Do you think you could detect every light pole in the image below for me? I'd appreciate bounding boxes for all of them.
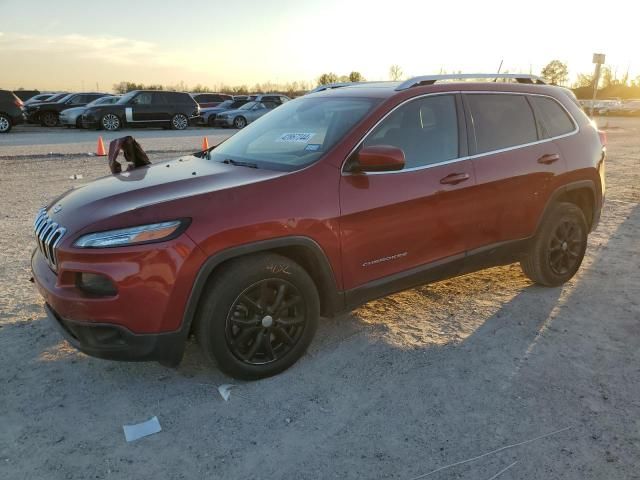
[591,53,606,117]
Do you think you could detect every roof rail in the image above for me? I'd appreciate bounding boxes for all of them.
[307,82,363,94]
[395,73,546,91]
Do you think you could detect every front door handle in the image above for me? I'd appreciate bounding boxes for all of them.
[538,153,560,165]
[440,172,470,185]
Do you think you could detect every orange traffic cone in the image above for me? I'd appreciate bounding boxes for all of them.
[96,136,106,156]
[201,137,209,150]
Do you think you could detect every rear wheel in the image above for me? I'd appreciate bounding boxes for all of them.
[233,116,247,129]
[520,202,588,286]
[101,114,121,131]
[40,111,58,127]
[171,113,189,130]
[0,114,12,133]
[195,253,319,379]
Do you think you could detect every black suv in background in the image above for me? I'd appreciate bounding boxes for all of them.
[25,92,109,127]
[0,90,26,133]
[191,93,232,108]
[82,90,199,131]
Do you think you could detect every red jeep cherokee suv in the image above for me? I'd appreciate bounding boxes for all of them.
[32,74,606,379]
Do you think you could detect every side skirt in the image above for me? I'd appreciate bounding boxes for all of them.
[343,238,531,311]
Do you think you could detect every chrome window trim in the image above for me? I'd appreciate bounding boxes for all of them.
[341,90,580,176]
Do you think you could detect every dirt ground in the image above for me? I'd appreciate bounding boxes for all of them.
[1,118,638,479]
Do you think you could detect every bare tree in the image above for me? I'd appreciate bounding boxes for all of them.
[317,73,339,86]
[541,60,569,85]
[389,64,403,81]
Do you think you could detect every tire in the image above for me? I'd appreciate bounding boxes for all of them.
[75,117,83,129]
[171,113,189,130]
[40,111,58,127]
[233,116,247,129]
[195,253,320,380]
[520,202,588,286]
[207,115,217,127]
[101,113,121,131]
[0,114,12,133]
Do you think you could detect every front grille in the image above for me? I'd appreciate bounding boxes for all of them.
[34,208,66,271]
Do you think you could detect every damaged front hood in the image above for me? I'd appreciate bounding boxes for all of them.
[46,155,285,233]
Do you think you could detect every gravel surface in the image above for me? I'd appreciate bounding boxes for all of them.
[0,118,638,479]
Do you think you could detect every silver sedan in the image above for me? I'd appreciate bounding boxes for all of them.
[59,96,120,128]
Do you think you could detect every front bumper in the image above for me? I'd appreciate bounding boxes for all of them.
[58,115,79,127]
[44,303,186,364]
[31,233,207,364]
[214,117,234,127]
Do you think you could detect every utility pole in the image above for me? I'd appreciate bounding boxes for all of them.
[591,53,605,117]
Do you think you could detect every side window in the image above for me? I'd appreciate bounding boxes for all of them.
[132,92,153,105]
[466,94,537,153]
[152,92,168,104]
[529,96,576,138]
[363,94,459,168]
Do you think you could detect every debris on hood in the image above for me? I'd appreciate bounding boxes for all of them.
[123,416,162,442]
[108,136,151,174]
[69,174,83,180]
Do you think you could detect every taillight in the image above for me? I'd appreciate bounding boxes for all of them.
[597,130,607,147]
[14,98,24,108]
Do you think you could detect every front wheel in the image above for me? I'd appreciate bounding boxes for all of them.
[171,113,189,130]
[195,253,319,379]
[0,114,12,133]
[101,113,121,131]
[40,111,58,127]
[520,202,588,286]
[233,116,247,129]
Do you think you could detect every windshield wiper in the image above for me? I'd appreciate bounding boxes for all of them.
[222,159,258,168]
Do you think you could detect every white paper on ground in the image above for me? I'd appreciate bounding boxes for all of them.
[123,416,162,442]
[218,384,236,401]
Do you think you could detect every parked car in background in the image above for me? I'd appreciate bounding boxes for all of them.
[59,95,120,128]
[214,94,290,128]
[618,99,640,116]
[23,93,58,106]
[191,93,233,108]
[31,74,606,379]
[195,98,251,126]
[27,92,69,107]
[0,89,26,133]
[12,90,40,102]
[82,90,199,131]
[25,92,109,127]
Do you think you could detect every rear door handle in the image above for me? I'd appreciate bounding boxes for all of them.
[538,153,560,165]
[439,172,470,185]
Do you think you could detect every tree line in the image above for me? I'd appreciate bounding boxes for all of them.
[110,61,640,99]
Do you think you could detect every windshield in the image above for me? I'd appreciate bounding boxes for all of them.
[209,96,379,171]
[87,96,116,107]
[55,93,74,103]
[216,100,233,108]
[238,101,258,110]
[116,91,139,105]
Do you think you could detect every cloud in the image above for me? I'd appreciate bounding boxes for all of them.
[0,32,196,69]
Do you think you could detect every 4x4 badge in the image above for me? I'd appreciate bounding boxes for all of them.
[52,204,62,214]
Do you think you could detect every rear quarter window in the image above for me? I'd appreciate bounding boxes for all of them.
[466,93,538,154]
[529,95,576,138]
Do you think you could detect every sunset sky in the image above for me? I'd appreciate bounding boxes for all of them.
[1,0,638,92]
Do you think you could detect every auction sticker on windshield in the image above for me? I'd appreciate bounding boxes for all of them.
[277,133,315,143]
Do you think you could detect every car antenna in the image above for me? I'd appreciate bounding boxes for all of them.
[494,59,504,82]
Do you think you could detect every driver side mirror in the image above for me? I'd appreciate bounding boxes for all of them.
[349,145,405,173]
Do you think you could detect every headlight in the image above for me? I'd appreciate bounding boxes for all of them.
[74,220,187,248]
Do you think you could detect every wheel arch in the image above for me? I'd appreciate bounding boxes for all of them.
[184,236,343,336]
[537,180,598,233]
